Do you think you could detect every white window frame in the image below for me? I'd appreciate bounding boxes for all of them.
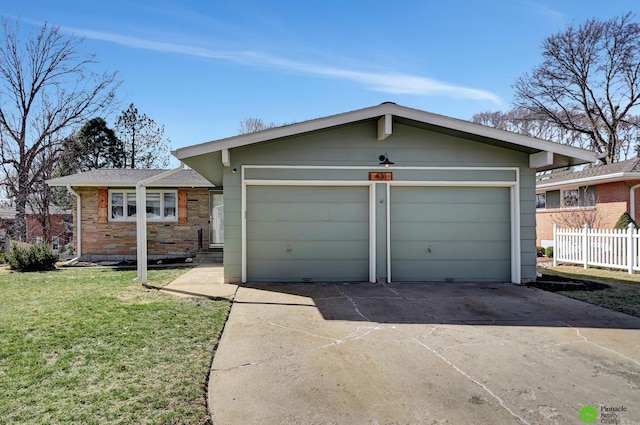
[108,189,178,222]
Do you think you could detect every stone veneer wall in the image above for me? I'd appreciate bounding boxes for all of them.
[73,187,211,262]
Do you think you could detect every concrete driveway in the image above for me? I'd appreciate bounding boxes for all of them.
[209,282,640,424]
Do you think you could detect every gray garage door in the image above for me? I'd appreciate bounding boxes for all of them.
[247,186,369,282]
[390,186,511,282]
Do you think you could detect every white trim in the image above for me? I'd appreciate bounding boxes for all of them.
[377,114,392,140]
[241,170,375,283]
[537,172,640,190]
[221,149,230,167]
[241,164,522,284]
[241,166,247,283]
[174,103,596,167]
[369,184,376,283]
[631,183,640,220]
[108,189,178,222]
[386,182,391,284]
[243,164,520,171]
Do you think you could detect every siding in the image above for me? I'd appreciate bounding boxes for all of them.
[222,121,536,283]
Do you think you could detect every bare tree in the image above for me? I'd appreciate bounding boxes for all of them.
[513,13,640,164]
[237,117,278,134]
[0,20,119,240]
[114,103,170,169]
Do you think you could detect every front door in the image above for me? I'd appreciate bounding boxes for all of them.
[209,191,224,247]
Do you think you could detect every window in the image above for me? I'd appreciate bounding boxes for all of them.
[109,190,178,222]
[536,186,596,209]
[536,193,546,209]
[563,189,579,207]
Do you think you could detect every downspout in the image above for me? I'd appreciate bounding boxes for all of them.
[630,182,640,222]
[133,162,185,286]
[64,184,82,265]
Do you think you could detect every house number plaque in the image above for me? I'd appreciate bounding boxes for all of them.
[368,172,393,181]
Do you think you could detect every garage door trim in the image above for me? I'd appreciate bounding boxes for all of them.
[241,165,521,284]
[242,176,376,283]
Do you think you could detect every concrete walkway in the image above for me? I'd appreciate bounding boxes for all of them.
[160,264,237,300]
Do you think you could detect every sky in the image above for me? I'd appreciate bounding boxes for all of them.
[3,1,639,165]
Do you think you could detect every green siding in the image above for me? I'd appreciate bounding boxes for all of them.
[220,120,537,283]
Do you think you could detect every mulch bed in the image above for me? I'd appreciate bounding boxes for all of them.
[527,274,611,292]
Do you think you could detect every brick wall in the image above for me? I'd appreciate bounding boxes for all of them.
[536,180,640,245]
[73,187,211,262]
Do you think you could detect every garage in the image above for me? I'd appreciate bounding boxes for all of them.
[246,185,370,282]
[390,186,511,282]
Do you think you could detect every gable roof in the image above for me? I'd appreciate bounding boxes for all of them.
[46,169,212,188]
[174,102,596,183]
[536,157,640,190]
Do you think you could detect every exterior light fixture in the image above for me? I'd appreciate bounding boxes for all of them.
[379,153,394,168]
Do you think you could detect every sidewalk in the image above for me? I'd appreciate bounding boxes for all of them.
[160,264,237,300]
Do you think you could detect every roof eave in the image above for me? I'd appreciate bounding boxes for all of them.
[173,103,596,166]
[536,172,640,190]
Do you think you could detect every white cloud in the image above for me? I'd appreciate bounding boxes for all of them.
[67,26,503,105]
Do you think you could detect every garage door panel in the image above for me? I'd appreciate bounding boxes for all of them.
[247,186,369,282]
[248,240,369,260]
[249,259,369,282]
[392,186,508,204]
[392,222,508,241]
[248,186,368,203]
[249,202,368,222]
[393,260,511,282]
[391,186,510,282]
[392,241,511,260]
[391,203,509,222]
[249,222,368,241]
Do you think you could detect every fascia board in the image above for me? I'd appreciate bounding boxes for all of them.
[536,172,640,190]
[174,102,596,164]
[46,180,212,188]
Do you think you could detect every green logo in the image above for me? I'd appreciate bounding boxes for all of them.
[579,405,597,423]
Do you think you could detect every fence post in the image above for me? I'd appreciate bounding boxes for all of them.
[582,223,589,270]
[553,223,558,267]
[629,223,635,275]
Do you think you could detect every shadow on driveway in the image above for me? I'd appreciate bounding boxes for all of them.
[239,281,640,329]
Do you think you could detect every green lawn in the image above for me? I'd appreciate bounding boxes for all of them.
[0,266,229,425]
[538,265,640,318]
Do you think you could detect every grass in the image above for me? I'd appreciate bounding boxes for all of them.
[0,266,229,425]
[538,265,640,318]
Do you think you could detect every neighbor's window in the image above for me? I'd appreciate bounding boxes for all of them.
[536,193,546,209]
[563,189,579,207]
[537,186,596,209]
[109,190,177,222]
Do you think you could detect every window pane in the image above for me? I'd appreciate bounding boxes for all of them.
[536,193,546,209]
[579,186,596,207]
[127,193,137,218]
[547,190,561,208]
[563,189,579,207]
[111,192,124,219]
[146,192,161,219]
[163,193,176,219]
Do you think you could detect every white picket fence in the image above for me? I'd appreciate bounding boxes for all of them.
[553,223,640,274]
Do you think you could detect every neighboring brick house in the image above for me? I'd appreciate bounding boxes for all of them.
[0,203,72,251]
[46,169,218,262]
[536,157,640,247]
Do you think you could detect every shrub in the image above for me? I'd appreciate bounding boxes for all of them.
[545,246,554,258]
[536,246,546,257]
[614,212,638,230]
[4,243,59,272]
